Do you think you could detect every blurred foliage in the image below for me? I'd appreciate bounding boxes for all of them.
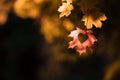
[104,60,120,80]
[0,0,120,80]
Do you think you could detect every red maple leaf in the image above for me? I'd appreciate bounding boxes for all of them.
[68,27,97,55]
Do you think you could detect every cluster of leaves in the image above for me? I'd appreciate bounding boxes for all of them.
[0,0,107,56]
[58,0,107,55]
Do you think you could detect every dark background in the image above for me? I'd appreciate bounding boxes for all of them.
[0,0,120,80]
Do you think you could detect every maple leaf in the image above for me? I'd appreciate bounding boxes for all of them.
[58,0,73,18]
[68,27,97,55]
[82,8,107,29]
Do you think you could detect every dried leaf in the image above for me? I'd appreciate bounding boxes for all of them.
[82,8,107,29]
[68,27,97,55]
[58,0,73,18]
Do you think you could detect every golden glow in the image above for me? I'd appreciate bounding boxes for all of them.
[40,16,62,43]
[104,61,120,80]
[0,13,7,25]
[63,19,74,31]
[14,0,41,18]
[0,0,12,25]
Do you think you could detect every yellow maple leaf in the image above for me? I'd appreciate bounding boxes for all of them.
[58,0,73,18]
[82,8,107,29]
